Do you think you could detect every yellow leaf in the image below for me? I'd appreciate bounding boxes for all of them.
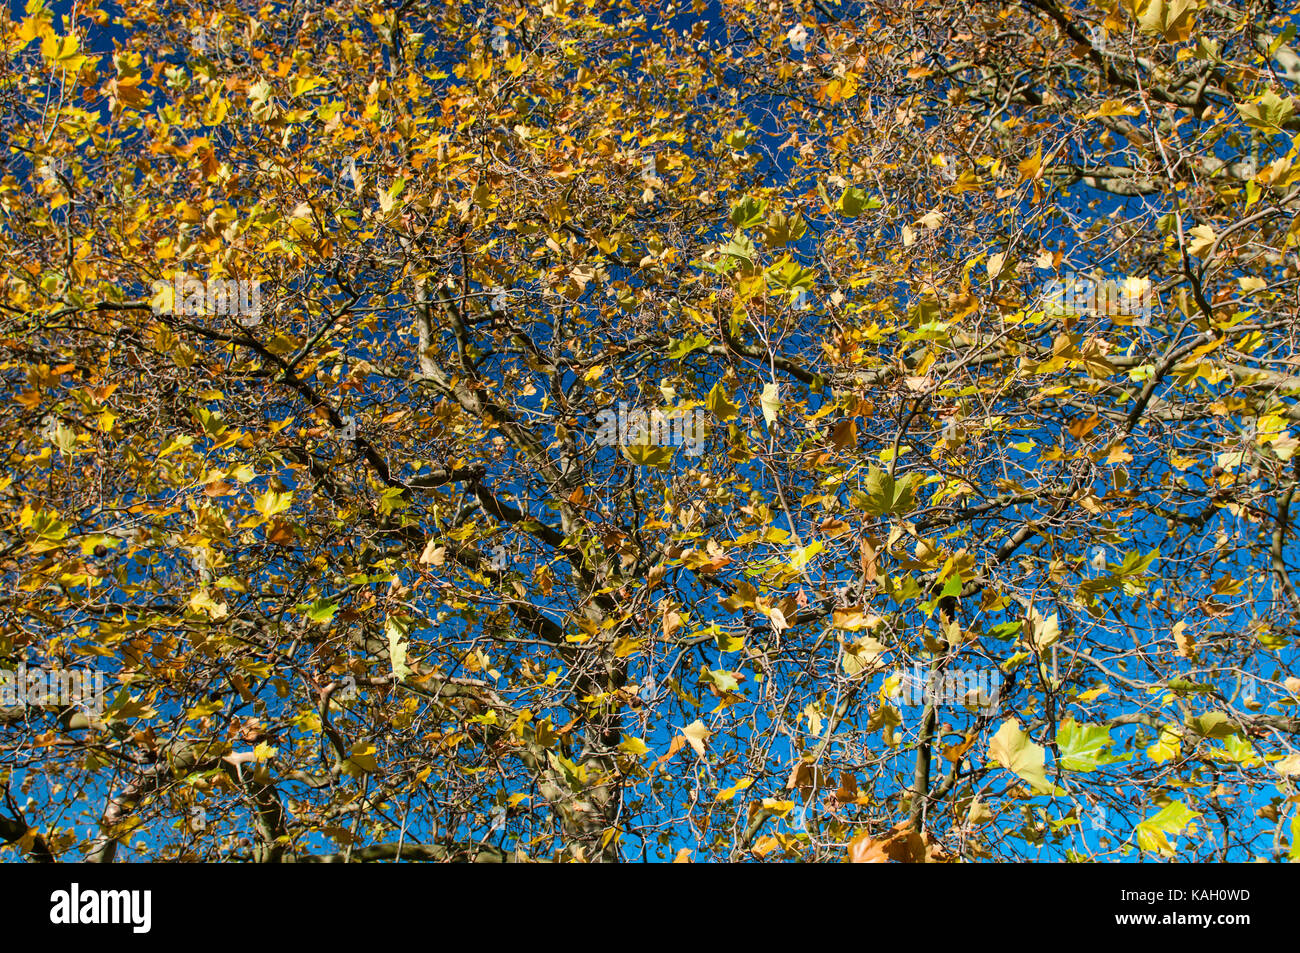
[345,743,380,774]
[1147,726,1181,762]
[967,799,993,825]
[611,636,644,658]
[989,719,1054,793]
[254,489,294,519]
[202,97,230,126]
[833,608,882,632]
[1186,224,1217,257]
[706,380,740,421]
[841,636,886,676]
[1274,753,1300,777]
[290,74,328,97]
[716,777,753,802]
[620,441,674,468]
[1138,0,1198,43]
[40,31,80,62]
[760,382,780,425]
[385,616,413,681]
[1017,146,1042,183]
[618,735,650,757]
[189,588,228,620]
[16,17,44,48]
[681,720,711,757]
[1135,801,1200,856]
[1023,606,1060,651]
[253,741,278,762]
[788,541,823,571]
[1083,100,1142,120]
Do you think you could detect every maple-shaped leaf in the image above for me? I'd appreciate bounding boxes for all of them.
[1236,89,1296,133]
[1057,718,1131,771]
[706,380,740,420]
[1135,801,1200,856]
[1137,0,1198,43]
[989,719,1058,793]
[859,466,918,516]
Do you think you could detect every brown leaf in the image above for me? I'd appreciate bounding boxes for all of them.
[847,822,926,863]
[265,519,296,546]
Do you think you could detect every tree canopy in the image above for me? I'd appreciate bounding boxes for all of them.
[3,0,1300,862]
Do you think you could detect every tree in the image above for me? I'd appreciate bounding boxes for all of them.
[2,0,1300,863]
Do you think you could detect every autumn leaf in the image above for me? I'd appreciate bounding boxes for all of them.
[1236,89,1297,133]
[254,489,294,520]
[1135,801,1200,856]
[1022,605,1060,652]
[1137,0,1198,43]
[836,186,879,217]
[681,720,711,757]
[1186,224,1217,257]
[759,382,781,426]
[706,380,740,420]
[989,719,1057,793]
[858,466,918,517]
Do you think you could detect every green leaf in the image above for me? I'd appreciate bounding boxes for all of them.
[304,598,339,624]
[720,232,757,267]
[701,666,739,692]
[377,487,410,515]
[1188,711,1238,740]
[1057,718,1130,771]
[988,620,1022,641]
[859,466,918,516]
[1220,734,1260,766]
[1116,547,1159,577]
[764,255,817,291]
[729,195,766,228]
[547,750,589,790]
[724,128,750,150]
[668,333,711,359]
[837,186,880,218]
